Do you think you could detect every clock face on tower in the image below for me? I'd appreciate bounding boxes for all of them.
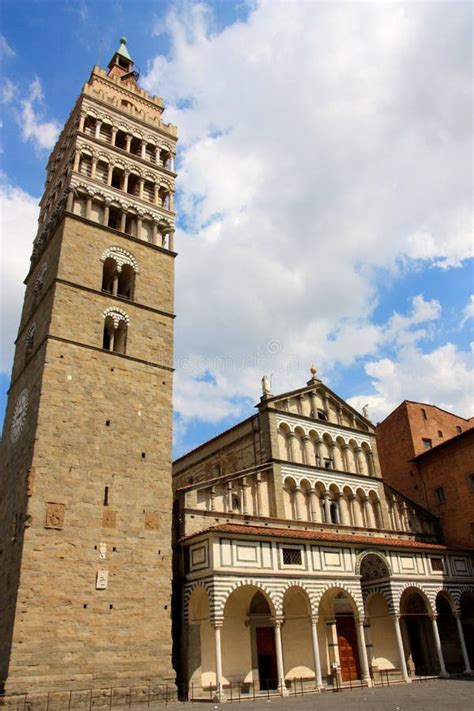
[11,389,29,443]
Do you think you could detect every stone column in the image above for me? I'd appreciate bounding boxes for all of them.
[122,170,129,193]
[112,273,119,297]
[120,211,127,233]
[73,149,81,172]
[365,498,376,529]
[309,391,318,418]
[286,432,296,462]
[169,229,175,251]
[356,616,372,685]
[170,154,175,171]
[209,487,216,512]
[136,217,142,240]
[139,178,144,200]
[337,406,343,425]
[141,140,147,159]
[315,441,323,468]
[430,614,449,677]
[355,447,364,474]
[294,486,303,521]
[108,328,115,352]
[227,482,233,512]
[213,622,226,702]
[95,119,102,139]
[154,185,159,207]
[91,157,98,180]
[454,614,473,674]
[309,488,320,522]
[323,493,331,524]
[367,450,376,477]
[255,474,262,516]
[329,443,338,470]
[107,163,114,186]
[310,616,323,689]
[392,615,410,682]
[374,500,383,529]
[342,444,350,472]
[364,621,375,671]
[352,496,363,527]
[274,619,288,695]
[111,126,118,146]
[66,190,74,212]
[360,497,369,527]
[392,500,401,530]
[327,619,341,677]
[125,133,132,152]
[103,201,110,227]
[242,478,249,515]
[351,414,357,428]
[85,197,92,220]
[346,494,356,526]
[155,146,160,164]
[339,495,348,525]
[302,436,312,465]
[150,222,157,245]
[78,113,86,132]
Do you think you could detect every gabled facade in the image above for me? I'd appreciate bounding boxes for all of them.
[173,371,474,701]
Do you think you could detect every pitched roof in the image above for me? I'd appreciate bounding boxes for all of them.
[412,426,474,461]
[181,523,467,552]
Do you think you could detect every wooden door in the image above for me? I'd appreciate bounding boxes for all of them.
[336,616,361,681]
[256,627,278,690]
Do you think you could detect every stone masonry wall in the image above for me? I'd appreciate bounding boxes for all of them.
[1,214,176,694]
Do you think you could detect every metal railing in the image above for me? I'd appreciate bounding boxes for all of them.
[0,667,442,709]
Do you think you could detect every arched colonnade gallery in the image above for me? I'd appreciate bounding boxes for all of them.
[184,567,474,700]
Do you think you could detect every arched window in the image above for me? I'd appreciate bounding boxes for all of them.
[102,308,129,354]
[101,247,138,300]
[330,500,339,524]
[317,408,327,421]
[25,323,36,359]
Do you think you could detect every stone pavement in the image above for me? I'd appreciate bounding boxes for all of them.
[116,679,474,711]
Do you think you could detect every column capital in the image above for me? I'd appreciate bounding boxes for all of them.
[273,616,285,627]
[310,614,319,624]
[212,620,224,630]
[390,613,401,622]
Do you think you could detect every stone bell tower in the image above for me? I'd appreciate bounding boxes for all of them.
[0,38,178,696]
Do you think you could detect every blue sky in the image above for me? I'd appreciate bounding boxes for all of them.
[0,0,472,457]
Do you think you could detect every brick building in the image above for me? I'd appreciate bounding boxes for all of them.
[410,429,474,548]
[376,401,471,509]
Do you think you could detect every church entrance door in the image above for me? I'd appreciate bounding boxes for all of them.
[336,615,361,681]
[256,627,278,690]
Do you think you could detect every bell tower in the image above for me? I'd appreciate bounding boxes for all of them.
[0,39,178,695]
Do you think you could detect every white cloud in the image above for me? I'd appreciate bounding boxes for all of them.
[141,1,472,442]
[0,178,39,374]
[0,35,15,58]
[18,77,61,152]
[349,341,473,424]
[1,79,17,104]
[461,295,474,327]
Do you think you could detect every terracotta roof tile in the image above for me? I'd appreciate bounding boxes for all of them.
[182,523,468,552]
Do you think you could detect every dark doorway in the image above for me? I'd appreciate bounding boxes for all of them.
[256,627,278,690]
[336,615,361,681]
[403,592,437,675]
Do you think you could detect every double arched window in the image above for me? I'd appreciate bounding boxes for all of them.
[102,308,129,354]
[101,247,138,300]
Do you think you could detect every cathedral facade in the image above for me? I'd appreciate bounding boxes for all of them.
[173,371,474,700]
[0,40,177,695]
